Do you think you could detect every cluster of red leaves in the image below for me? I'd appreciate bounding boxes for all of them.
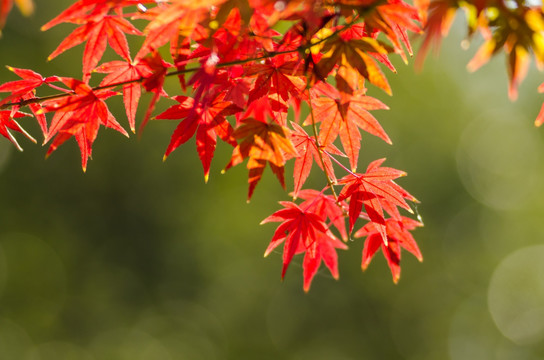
[3,0,539,290]
[417,0,544,124]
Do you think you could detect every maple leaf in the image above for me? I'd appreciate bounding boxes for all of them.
[236,94,287,125]
[44,10,142,80]
[95,59,154,133]
[0,67,62,137]
[244,57,305,107]
[290,122,344,199]
[261,201,347,291]
[466,7,544,101]
[339,24,397,73]
[337,158,414,243]
[354,216,422,283]
[305,88,390,171]
[297,188,348,241]
[224,117,297,200]
[0,110,35,151]
[156,92,241,182]
[41,77,128,171]
[0,67,47,106]
[41,0,151,30]
[314,34,393,94]
[362,0,422,62]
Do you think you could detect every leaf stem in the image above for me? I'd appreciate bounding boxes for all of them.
[324,149,358,177]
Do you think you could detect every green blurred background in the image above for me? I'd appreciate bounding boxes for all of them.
[1,1,544,359]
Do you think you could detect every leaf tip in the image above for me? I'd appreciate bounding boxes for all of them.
[204,173,209,183]
[162,154,168,162]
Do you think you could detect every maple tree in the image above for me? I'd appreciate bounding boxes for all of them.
[0,0,543,291]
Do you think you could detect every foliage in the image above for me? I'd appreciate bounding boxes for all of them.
[0,0,542,291]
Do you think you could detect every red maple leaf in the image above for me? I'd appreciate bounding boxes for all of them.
[261,200,347,291]
[297,188,348,241]
[224,117,297,200]
[305,88,390,171]
[0,67,62,137]
[42,77,128,171]
[0,67,45,105]
[41,0,151,31]
[313,34,394,94]
[339,24,397,73]
[244,57,305,106]
[363,0,422,62]
[237,95,288,126]
[44,9,142,80]
[354,216,423,283]
[337,158,414,243]
[95,59,154,133]
[156,92,241,182]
